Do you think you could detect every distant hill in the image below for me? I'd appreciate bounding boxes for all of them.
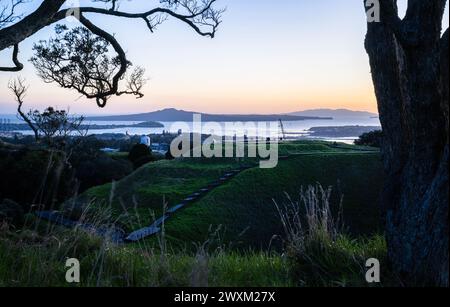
[307,126,382,138]
[0,121,163,132]
[289,109,378,118]
[88,108,332,122]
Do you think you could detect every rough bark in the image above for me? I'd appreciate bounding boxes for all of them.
[365,0,449,286]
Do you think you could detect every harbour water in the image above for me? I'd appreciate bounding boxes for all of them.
[0,114,381,144]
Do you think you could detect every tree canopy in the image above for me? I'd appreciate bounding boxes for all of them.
[0,0,224,107]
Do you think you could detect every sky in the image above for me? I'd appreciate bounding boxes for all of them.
[0,0,448,115]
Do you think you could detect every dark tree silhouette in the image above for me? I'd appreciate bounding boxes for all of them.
[28,107,86,144]
[30,25,146,107]
[8,77,39,140]
[355,130,383,148]
[364,0,448,286]
[9,78,86,144]
[0,0,224,107]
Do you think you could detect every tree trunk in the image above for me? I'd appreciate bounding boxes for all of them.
[365,1,448,286]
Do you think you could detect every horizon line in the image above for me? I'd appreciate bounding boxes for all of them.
[0,107,379,117]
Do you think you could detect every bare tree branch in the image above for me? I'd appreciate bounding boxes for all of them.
[117,66,147,98]
[8,77,39,140]
[0,0,224,108]
[0,43,23,71]
[0,0,224,55]
[53,0,224,38]
[0,0,28,29]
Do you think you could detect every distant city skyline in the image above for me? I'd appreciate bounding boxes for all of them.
[0,0,448,115]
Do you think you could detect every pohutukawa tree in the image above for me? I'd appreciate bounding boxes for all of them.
[0,0,224,107]
[364,0,448,286]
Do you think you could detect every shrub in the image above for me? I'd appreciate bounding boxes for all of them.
[75,156,133,193]
[67,136,106,164]
[165,150,175,160]
[0,146,76,210]
[0,199,24,227]
[355,130,383,148]
[128,144,156,169]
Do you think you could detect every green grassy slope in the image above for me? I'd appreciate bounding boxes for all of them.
[163,153,383,249]
[73,141,382,248]
[81,158,254,230]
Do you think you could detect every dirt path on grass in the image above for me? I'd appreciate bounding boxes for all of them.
[35,149,379,243]
[124,166,253,242]
[35,165,255,243]
[124,151,380,241]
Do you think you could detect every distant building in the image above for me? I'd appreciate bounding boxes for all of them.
[140,135,151,147]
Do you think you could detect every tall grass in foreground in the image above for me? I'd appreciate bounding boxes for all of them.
[0,227,291,287]
[0,202,291,287]
[0,180,394,287]
[275,184,395,287]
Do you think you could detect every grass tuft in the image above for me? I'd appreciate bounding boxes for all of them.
[275,184,395,287]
